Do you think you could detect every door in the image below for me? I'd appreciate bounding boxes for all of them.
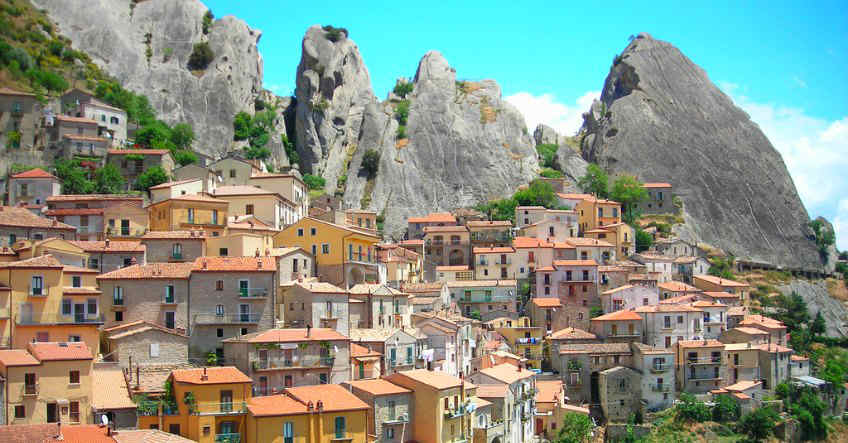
[535,418,543,435]
[258,376,268,396]
[74,303,85,323]
[239,304,250,322]
[165,311,175,329]
[239,280,249,297]
[47,403,57,423]
[258,349,268,369]
[121,219,130,236]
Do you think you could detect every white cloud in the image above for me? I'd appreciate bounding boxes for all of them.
[505,91,600,137]
[721,85,848,250]
[792,76,808,89]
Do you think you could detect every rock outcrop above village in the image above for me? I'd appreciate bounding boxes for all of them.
[338,51,538,238]
[579,33,821,270]
[33,0,263,158]
[533,124,588,187]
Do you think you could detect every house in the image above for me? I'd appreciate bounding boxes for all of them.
[349,343,382,380]
[555,193,594,210]
[585,223,635,260]
[712,380,763,415]
[701,291,742,307]
[0,342,93,425]
[8,168,61,209]
[245,384,369,443]
[473,246,517,280]
[49,115,109,160]
[0,206,77,246]
[693,275,750,302]
[248,171,309,221]
[206,232,274,258]
[494,321,544,370]
[737,315,788,346]
[722,343,762,386]
[599,284,659,313]
[97,262,194,331]
[90,361,138,429]
[535,260,598,330]
[435,265,473,282]
[224,215,280,239]
[674,339,726,394]
[598,265,630,293]
[563,237,615,264]
[70,240,146,273]
[140,230,207,263]
[212,185,297,230]
[377,243,422,287]
[210,156,262,186]
[790,355,810,377]
[672,256,711,283]
[46,194,143,241]
[547,327,599,366]
[414,313,475,377]
[147,194,229,238]
[0,255,103,354]
[757,343,792,390]
[137,366,253,441]
[61,88,128,145]
[273,217,382,288]
[720,327,770,347]
[726,306,750,329]
[599,366,641,423]
[636,183,674,215]
[631,253,674,283]
[690,300,728,339]
[344,378,413,443]
[654,238,701,258]
[657,281,701,300]
[576,197,621,233]
[589,310,643,343]
[0,87,41,151]
[449,280,518,322]
[348,328,419,376]
[188,257,276,360]
[149,178,206,204]
[14,237,88,268]
[514,206,548,228]
[423,225,471,267]
[528,298,563,333]
[634,304,704,348]
[280,281,350,335]
[274,246,314,284]
[348,283,411,329]
[106,149,176,190]
[469,364,536,443]
[101,320,189,369]
[223,327,350,393]
[511,237,553,278]
[103,201,149,239]
[406,212,456,240]
[631,343,675,411]
[384,369,477,443]
[534,380,590,439]
[172,164,218,193]
[556,343,633,403]
[467,220,513,247]
[519,215,579,244]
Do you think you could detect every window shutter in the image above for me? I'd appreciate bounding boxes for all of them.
[150,343,160,357]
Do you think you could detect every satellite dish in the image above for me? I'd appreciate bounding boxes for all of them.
[101,415,109,426]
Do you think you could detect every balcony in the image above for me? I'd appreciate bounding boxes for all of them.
[461,294,511,303]
[389,358,415,368]
[239,288,268,298]
[651,383,671,392]
[215,433,241,443]
[687,356,722,365]
[650,363,670,373]
[251,356,335,371]
[494,258,512,265]
[384,413,409,424]
[17,313,105,325]
[23,383,38,396]
[515,337,540,345]
[28,286,48,297]
[106,227,147,237]
[194,313,260,325]
[331,433,354,442]
[444,407,466,419]
[194,401,247,416]
[170,252,184,261]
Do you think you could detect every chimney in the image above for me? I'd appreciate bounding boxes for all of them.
[255,249,260,257]
[202,260,208,270]
[105,238,110,248]
[306,323,311,337]
[317,400,324,411]
[201,367,208,381]
[257,259,263,269]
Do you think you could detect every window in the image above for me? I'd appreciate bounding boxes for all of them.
[165,311,175,329]
[216,304,225,316]
[322,243,330,254]
[217,329,223,337]
[219,248,229,256]
[62,299,72,315]
[663,316,671,328]
[14,405,24,419]
[30,276,43,295]
[164,285,175,303]
[386,428,395,439]
[334,416,346,439]
[246,204,254,215]
[241,327,247,335]
[187,208,194,223]
[86,298,97,315]
[284,375,293,387]
[212,210,218,225]
[71,276,81,288]
[312,245,317,256]
[297,228,304,237]
[229,169,236,178]
[319,373,328,384]
[216,280,224,291]
[284,422,294,443]
[69,401,79,423]
[677,315,683,324]
[310,227,317,236]
[168,424,181,435]
[115,311,123,321]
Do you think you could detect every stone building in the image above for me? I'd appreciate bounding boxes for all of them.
[0,206,77,246]
[71,240,146,273]
[102,320,189,368]
[97,262,193,330]
[423,225,471,267]
[8,168,60,209]
[281,281,350,336]
[140,230,207,263]
[631,343,675,411]
[599,366,642,422]
[557,342,633,403]
[636,183,675,215]
[345,378,413,443]
[0,87,42,151]
[106,149,176,190]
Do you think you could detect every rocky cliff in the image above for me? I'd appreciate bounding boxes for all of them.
[533,124,588,186]
[579,33,821,270]
[778,280,847,338]
[33,0,263,158]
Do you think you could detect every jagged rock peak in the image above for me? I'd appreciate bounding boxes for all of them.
[413,51,456,91]
[533,124,562,146]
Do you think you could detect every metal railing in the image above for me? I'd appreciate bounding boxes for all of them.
[651,384,672,392]
[194,313,261,324]
[686,356,722,365]
[113,297,124,306]
[171,252,184,260]
[251,356,335,370]
[650,363,670,373]
[461,294,512,303]
[239,288,268,298]
[215,433,241,443]
[23,383,38,396]
[444,407,466,418]
[28,286,48,297]
[195,401,247,416]
[17,313,105,325]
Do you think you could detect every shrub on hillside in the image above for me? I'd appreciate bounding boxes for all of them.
[322,25,348,42]
[303,174,325,190]
[361,149,380,178]
[187,42,214,71]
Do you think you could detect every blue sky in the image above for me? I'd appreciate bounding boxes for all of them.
[207,0,848,249]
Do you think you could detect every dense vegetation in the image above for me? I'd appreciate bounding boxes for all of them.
[552,412,593,443]
[476,180,569,223]
[361,149,380,178]
[322,25,348,42]
[187,42,214,71]
[303,174,325,191]
[536,143,558,169]
[393,80,413,98]
[809,218,836,257]
[233,110,277,160]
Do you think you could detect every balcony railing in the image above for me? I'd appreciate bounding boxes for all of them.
[194,313,260,324]
[113,297,124,306]
[687,356,722,365]
[194,401,247,416]
[651,383,671,392]
[171,252,184,260]
[17,313,105,325]
[650,363,670,373]
[516,337,540,345]
[23,383,38,396]
[461,294,511,303]
[251,356,335,370]
[28,286,48,297]
[444,407,466,419]
[384,414,409,424]
[389,357,415,368]
[106,227,147,237]
[215,433,241,443]
[239,288,268,298]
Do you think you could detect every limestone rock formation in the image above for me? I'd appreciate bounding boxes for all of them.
[533,124,563,146]
[579,33,821,270]
[33,0,263,158]
[294,25,376,191]
[778,280,847,337]
[532,124,588,186]
[341,51,538,238]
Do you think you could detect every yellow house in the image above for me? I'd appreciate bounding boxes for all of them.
[0,341,94,425]
[495,318,544,369]
[207,233,274,258]
[103,201,149,238]
[14,238,89,268]
[246,384,369,443]
[138,366,253,442]
[385,369,476,443]
[248,172,309,221]
[576,197,622,233]
[148,194,229,237]
[273,217,381,288]
[0,255,102,354]
[584,222,635,260]
[212,185,297,230]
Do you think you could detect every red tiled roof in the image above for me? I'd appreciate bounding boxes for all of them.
[478,363,535,384]
[172,366,252,385]
[55,114,98,124]
[97,263,193,280]
[643,182,672,188]
[703,291,739,299]
[436,265,470,271]
[467,220,512,228]
[550,327,596,340]
[70,240,145,253]
[47,194,142,202]
[535,380,564,404]
[565,238,613,247]
[0,255,64,269]
[0,86,35,97]
[0,206,76,230]
[0,423,115,443]
[350,343,382,358]
[693,275,750,287]
[387,369,465,390]
[213,185,277,196]
[346,379,411,396]
[149,178,201,190]
[676,339,724,348]
[0,349,39,367]
[512,236,553,248]
[473,247,515,254]
[407,212,456,224]
[230,328,349,343]
[108,149,170,156]
[285,384,370,412]
[141,230,207,240]
[45,208,103,216]
[192,256,275,272]
[556,193,594,200]
[553,259,598,267]
[28,342,93,361]
[247,394,308,417]
[423,225,467,233]
[10,168,57,179]
[658,281,701,292]
[591,310,642,321]
[532,298,561,308]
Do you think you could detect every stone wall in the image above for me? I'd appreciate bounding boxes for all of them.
[111,328,188,368]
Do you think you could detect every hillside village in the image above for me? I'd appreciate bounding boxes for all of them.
[0,1,847,443]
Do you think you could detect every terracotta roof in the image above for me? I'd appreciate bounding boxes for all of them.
[553,259,598,267]
[401,282,444,293]
[535,380,564,404]
[565,237,613,247]
[0,86,35,97]
[556,193,594,200]
[591,310,642,321]
[108,149,170,155]
[407,212,456,224]
[103,320,189,339]
[350,343,382,358]
[285,384,370,412]
[758,343,792,353]
[791,355,809,361]
[693,275,750,287]
[157,194,229,204]
[536,266,554,272]
[584,228,611,234]
[10,168,57,179]
[55,114,98,124]
[478,363,535,384]
[292,280,347,294]
[148,178,201,190]
[47,194,143,202]
[388,369,465,390]
[445,279,516,288]
[467,220,512,228]
[0,254,64,269]
[292,217,380,239]
[690,300,727,308]
[0,349,39,367]
[475,384,509,398]
[727,306,749,316]
[0,423,116,443]
[141,230,207,240]
[512,236,553,248]
[643,182,672,188]
[346,379,411,396]
[97,263,193,280]
[739,315,786,329]
[63,287,101,295]
[725,380,761,392]
[29,342,93,361]
[113,429,197,443]
[634,304,702,313]
[63,134,107,142]
[658,281,701,292]
[70,240,145,253]
[724,343,765,351]
[473,246,515,254]
[673,256,699,264]
[550,327,597,340]
[436,265,470,271]
[63,265,99,274]
[192,256,275,272]
[349,328,413,342]
[230,328,349,343]
[247,394,308,417]
[532,298,561,308]
[703,291,740,299]
[0,206,76,230]
[92,365,135,410]
[559,343,631,355]
[423,225,468,233]
[660,294,699,305]
[214,185,277,197]
[676,339,724,348]
[552,242,576,249]
[601,284,636,295]
[171,366,252,385]
[410,296,438,305]
[399,239,425,246]
[45,208,103,216]
[728,327,767,338]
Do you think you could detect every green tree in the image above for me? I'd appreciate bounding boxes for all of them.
[361,149,380,178]
[170,123,194,150]
[173,150,197,166]
[135,121,175,151]
[393,80,414,98]
[577,163,609,198]
[810,311,826,336]
[737,406,779,442]
[202,10,214,34]
[536,143,558,168]
[792,390,828,440]
[395,100,410,125]
[303,174,325,190]
[94,163,126,194]
[244,145,271,160]
[233,111,252,141]
[707,256,735,280]
[773,292,810,333]
[711,394,740,422]
[553,412,592,443]
[610,175,647,223]
[675,393,710,422]
[187,42,214,70]
[54,159,94,194]
[135,166,168,191]
[281,134,299,168]
[635,227,653,252]
[540,168,563,178]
